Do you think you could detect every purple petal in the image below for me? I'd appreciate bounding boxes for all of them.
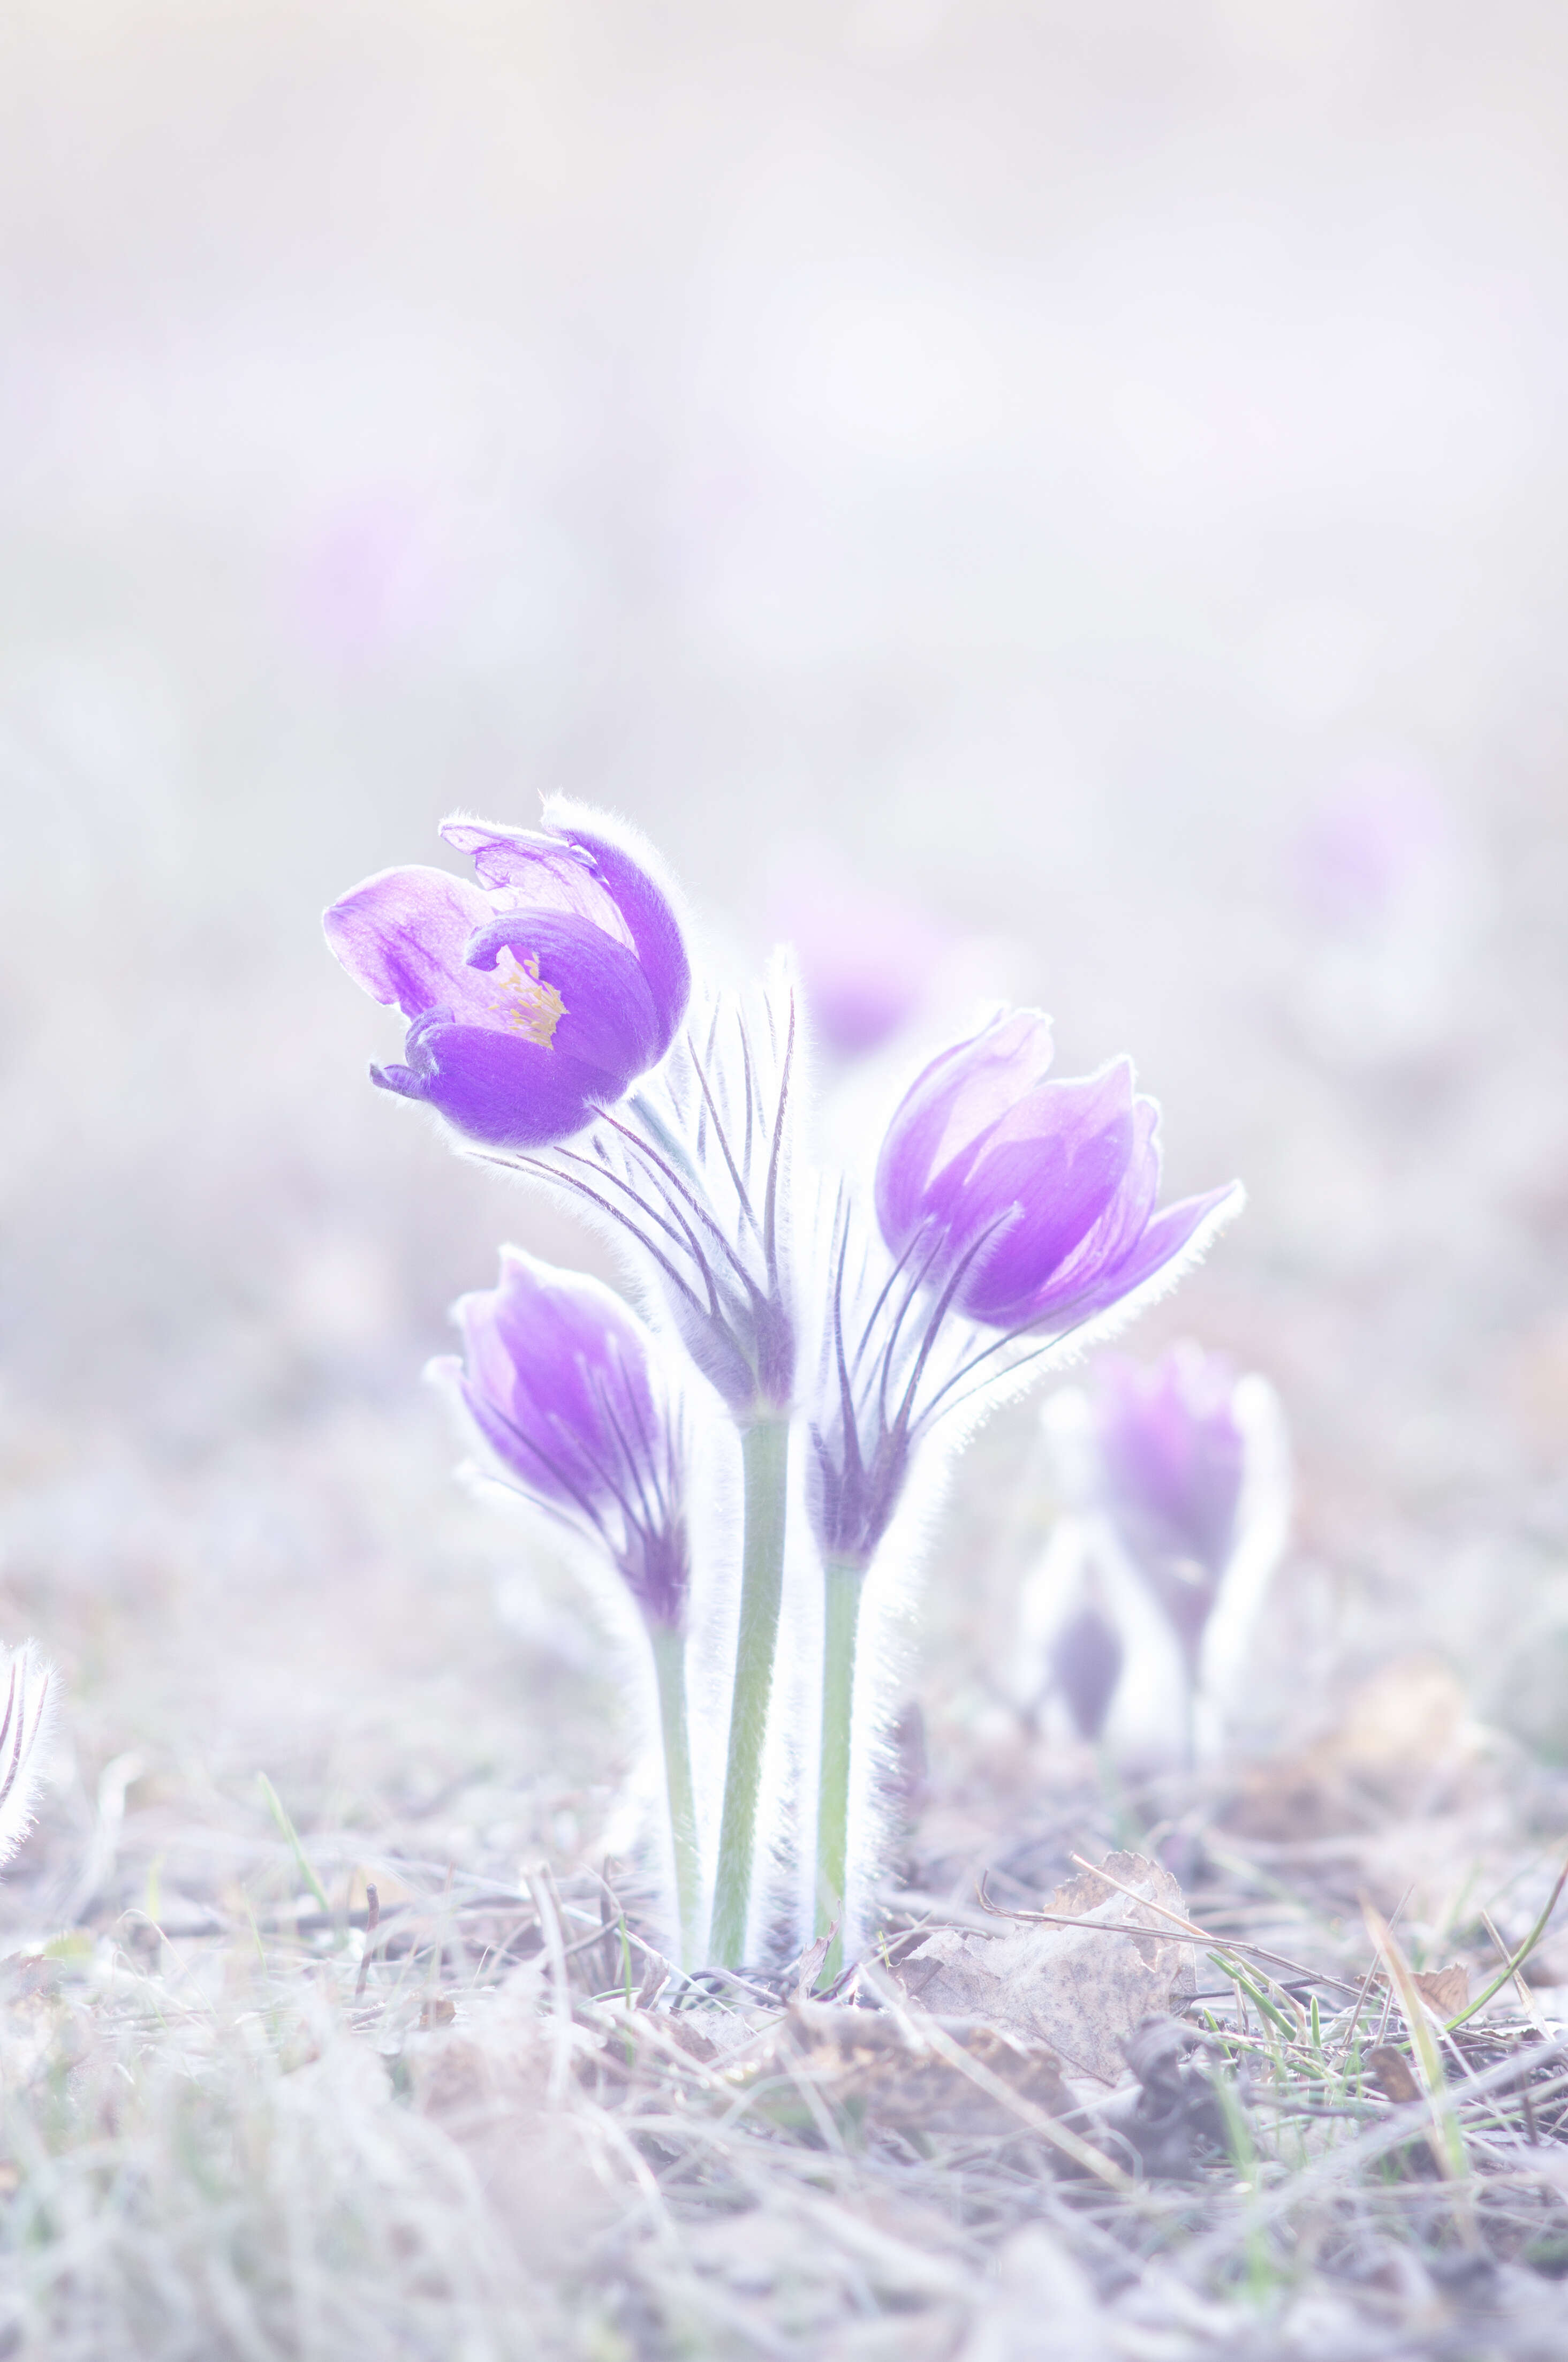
[323,865,490,1018]
[1064,1182,1241,1328]
[399,1016,602,1150]
[464,907,663,1090]
[875,1010,1055,1256]
[1096,1341,1247,1599]
[554,816,691,1058]
[444,1251,687,1627]
[440,817,633,944]
[952,1066,1139,1324]
[968,1084,1157,1327]
[456,1256,647,1512]
[444,807,692,1058]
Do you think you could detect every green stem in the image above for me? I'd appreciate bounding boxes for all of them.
[709,1414,791,1968]
[815,1557,864,1985]
[649,1624,703,1972]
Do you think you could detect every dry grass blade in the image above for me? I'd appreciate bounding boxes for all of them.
[1445,1844,1568,2032]
[1361,1896,1472,2197]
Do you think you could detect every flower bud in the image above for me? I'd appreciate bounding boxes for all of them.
[1090,1344,1247,1672]
[875,1009,1238,1334]
[431,1249,688,1631]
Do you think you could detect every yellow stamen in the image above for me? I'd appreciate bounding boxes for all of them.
[490,949,567,1047]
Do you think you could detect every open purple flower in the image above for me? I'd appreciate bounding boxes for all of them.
[1092,1344,1246,1676]
[324,801,690,1153]
[431,1248,688,1631]
[875,1010,1238,1335]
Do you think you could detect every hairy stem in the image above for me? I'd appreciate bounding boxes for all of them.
[709,1415,791,1967]
[814,1556,864,1985]
[648,1624,703,1972]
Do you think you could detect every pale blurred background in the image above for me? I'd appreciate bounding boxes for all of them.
[4,0,1568,1867]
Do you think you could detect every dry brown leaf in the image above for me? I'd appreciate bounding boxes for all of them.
[893,1852,1196,2084]
[830,2024,1066,2140]
[1366,2045,1421,2104]
[1368,1962,1469,2017]
[738,2002,1070,2141]
[1411,1964,1469,2015]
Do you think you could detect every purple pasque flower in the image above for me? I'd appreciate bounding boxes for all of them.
[324,800,690,1154]
[807,1014,1239,1577]
[1091,1343,1245,1673]
[430,1247,688,1630]
[875,1009,1238,1337]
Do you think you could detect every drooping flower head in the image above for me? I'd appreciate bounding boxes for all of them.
[430,1248,688,1631]
[324,801,691,1153]
[1091,1343,1247,1670]
[875,1010,1238,1336]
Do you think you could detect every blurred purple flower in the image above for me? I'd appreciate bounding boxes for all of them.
[430,1247,688,1630]
[769,849,946,1057]
[1051,1601,1124,1742]
[293,491,443,667]
[1093,1343,1246,1674]
[1296,762,1450,935]
[324,802,690,1152]
[875,1010,1238,1335]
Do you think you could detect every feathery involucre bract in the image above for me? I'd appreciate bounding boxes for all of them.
[0,1640,53,1868]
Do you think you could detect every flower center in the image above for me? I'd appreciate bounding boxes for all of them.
[490,948,567,1047]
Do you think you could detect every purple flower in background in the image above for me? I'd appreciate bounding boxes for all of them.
[431,1248,688,1631]
[1051,1601,1124,1743]
[324,802,690,1153]
[875,1010,1238,1336]
[293,490,444,668]
[1093,1343,1246,1675]
[769,845,947,1057]
[1297,762,1450,935]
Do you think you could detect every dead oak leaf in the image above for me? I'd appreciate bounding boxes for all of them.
[894,1852,1195,2085]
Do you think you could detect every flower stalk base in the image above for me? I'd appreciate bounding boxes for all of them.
[708,1415,791,1968]
[814,1557,863,1985]
[650,1625,703,1971]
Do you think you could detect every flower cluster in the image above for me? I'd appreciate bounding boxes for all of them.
[1036,1342,1289,1762]
[327,809,1244,1972]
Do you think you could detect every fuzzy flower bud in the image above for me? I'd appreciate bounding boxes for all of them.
[324,801,690,1153]
[1090,1344,1247,1675]
[875,1010,1238,1335]
[431,1249,688,1631]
